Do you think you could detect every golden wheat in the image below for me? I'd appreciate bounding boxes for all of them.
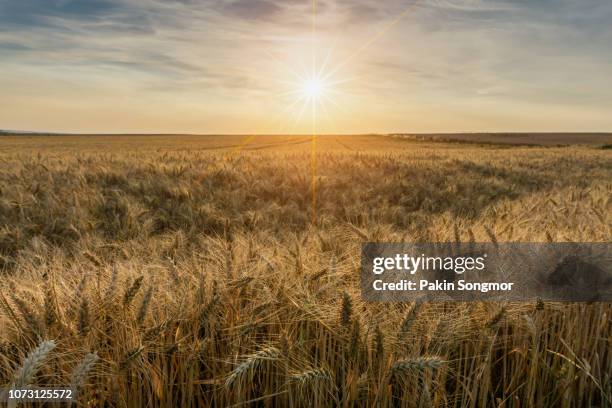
[0,135,609,407]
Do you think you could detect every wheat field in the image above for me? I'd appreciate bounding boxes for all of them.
[0,134,610,407]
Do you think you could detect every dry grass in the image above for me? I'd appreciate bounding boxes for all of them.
[0,135,610,407]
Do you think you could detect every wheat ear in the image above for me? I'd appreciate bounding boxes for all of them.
[13,340,56,388]
[70,352,99,392]
[225,346,280,388]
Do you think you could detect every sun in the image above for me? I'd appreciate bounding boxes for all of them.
[304,77,325,100]
[270,46,352,132]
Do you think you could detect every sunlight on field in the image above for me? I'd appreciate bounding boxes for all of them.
[0,135,610,406]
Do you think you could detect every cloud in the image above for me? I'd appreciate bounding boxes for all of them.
[0,42,31,51]
[221,0,282,21]
[341,2,383,24]
[0,0,119,28]
[1,0,611,132]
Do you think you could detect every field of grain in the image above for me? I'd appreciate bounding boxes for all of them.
[391,133,612,146]
[0,134,610,407]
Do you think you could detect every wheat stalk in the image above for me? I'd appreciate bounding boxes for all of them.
[399,300,423,337]
[104,265,118,301]
[42,272,57,328]
[198,291,219,338]
[290,368,332,385]
[70,352,99,393]
[0,291,23,333]
[120,345,144,370]
[373,325,385,375]
[225,346,280,388]
[123,275,144,307]
[340,292,352,327]
[12,296,42,337]
[136,286,153,325]
[389,356,446,378]
[77,297,90,336]
[349,319,361,361]
[12,340,56,388]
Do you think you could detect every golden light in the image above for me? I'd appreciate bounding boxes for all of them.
[258,0,421,222]
[269,53,348,133]
[304,77,324,100]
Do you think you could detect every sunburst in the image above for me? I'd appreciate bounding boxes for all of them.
[304,77,324,100]
[272,48,351,134]
[253,0,423,222]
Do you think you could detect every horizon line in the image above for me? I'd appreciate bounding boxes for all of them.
[2,130,612,136]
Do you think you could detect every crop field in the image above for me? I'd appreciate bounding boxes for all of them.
[0,134,610,407]
[390,133,612,146]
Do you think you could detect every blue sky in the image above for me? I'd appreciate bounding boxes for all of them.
[1,0,611,133]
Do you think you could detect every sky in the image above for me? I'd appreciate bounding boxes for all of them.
[1,0,611,134]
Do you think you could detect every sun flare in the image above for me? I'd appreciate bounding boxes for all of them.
[269,34,356,132]
[304,77,325,100]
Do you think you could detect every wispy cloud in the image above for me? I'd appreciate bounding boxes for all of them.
[0,0,611,133]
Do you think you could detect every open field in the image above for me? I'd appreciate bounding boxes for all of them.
[391,133,612,146]
[0,135,610,407]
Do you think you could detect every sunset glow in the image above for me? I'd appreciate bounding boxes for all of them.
[305,78,324,100]
[1,1,611,133]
